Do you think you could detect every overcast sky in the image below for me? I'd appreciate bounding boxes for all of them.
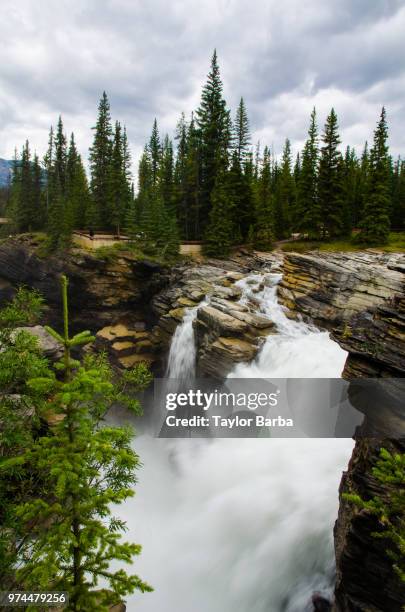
[1,0,405,174]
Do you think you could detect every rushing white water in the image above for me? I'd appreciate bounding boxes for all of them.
[165,306,200,380]
[116,271,353,612]
[230,273,348,378]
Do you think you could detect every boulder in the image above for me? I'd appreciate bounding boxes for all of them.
[197,306,247,337]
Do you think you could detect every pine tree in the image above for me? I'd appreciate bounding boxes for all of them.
[226,150,245,242]
[173,113,189,237]
[356,141,370,228]
[110,121,131,236]
[47,179,66,250]
[159,134,174,214]
[2,277,153,610]
[89,92,113,229]
[274,139,295,238]
[318,108,343,238]
[66,133,90,230]
[54,116,68,193]
[392,158,405,230]
[196,50,231,230]
[203,171,234,257]
[297,108,320,237]
[43,126,55,221]
[32,153,44,228]
[17,141,35,232]
[136,147,153,225]
[148,119,161,187]
[234,97,251,162]
[359,107,391,244]
[254,145,274,249]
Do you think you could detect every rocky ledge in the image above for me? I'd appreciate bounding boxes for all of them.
[150,252,279,377]
[278,251,405,377]
[333,438,405,612]
[277,249,405,612]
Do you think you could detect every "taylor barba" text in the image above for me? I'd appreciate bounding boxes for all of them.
[165,415,293,428]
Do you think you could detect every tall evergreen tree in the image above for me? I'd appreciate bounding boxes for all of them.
[159,134,174,214]
[148,119,161,187]
[254,145,274,249]
[2,277,153,610]
[203,170,234,258]
[297,108,320,237]
[392,158,405,230]
[274,138,295,238]
[110,121,131,236]
[195,50,231,230]
[89,92,113,229]
[318,108,343,238]
[54,116,68,193]
[234,97,251,162]
[359,107,391,244]
[66,133,90,230]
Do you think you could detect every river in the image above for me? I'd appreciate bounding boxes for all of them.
[113,272,354,611]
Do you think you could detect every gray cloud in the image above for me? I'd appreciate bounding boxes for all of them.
[0,0,404,178]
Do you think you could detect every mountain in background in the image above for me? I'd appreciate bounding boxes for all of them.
[0,159,12,187]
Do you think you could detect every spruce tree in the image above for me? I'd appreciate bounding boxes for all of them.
[136,147,153,225]
[15,141,36,232]
[47,179,66,250]
[66,133,90,230]
[297,108,320,237]
[359,107,391,244]
[89,92,113,229]
[318,108,343,238]
[203,171,233,257]
[173,113,189,238]
[4,276,153,610]
[110,121,131,236]
[196,50,231,230]
[234,97,251,162]
[274,139,295,238]
[54,116,68,193]
[392,158,405,230]
[32,152,44,229]
[254,145,274,249]
[148,119,161,187]
[159,134,174,214]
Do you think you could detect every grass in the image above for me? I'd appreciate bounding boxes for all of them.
[280,232,405,253]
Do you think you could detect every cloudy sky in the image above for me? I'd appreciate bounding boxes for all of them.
[1,0,405,174]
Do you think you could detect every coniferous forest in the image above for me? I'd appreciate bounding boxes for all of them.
[2,50,405,257]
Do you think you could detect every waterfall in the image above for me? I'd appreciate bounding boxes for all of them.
[229,273,348,378]
[166,306,200,380]
[112,270,353,612]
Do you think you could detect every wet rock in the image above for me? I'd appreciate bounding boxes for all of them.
[197,305,248,337]
[197,336,257,378]
[333,438,405,612]
[278,251,405,377]
[312,593,331,611]
[15,325,63,361]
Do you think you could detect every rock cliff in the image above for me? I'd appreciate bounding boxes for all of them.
[278,251,405,377]
[278,249,405,612]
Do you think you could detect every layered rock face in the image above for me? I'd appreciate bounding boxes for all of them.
[278,251,405,377]
[278,250,405,612]
[0,238,278,375]
[0,237,176,372]
[333,438,405,612]
[150,253,279,377]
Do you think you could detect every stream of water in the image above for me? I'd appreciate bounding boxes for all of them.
[115,273,354,612]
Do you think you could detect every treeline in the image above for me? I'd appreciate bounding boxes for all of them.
[5,50,405,256]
